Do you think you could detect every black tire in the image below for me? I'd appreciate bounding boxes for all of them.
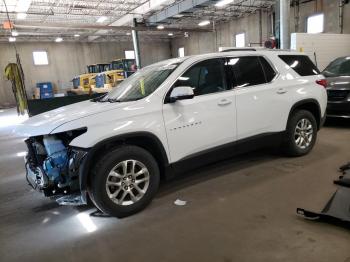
[89,145,160,218]
[282,110,318,156]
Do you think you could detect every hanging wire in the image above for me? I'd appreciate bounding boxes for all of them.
[2,0,18,53]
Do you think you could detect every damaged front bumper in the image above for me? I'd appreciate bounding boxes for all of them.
[25,147,89,206]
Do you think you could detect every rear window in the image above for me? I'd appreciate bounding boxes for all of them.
[323,57,350,77]
[279,55,320,76]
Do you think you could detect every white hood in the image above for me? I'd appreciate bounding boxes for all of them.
[16,100,125,137]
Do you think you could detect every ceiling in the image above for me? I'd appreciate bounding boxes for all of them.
[0,0,275,42]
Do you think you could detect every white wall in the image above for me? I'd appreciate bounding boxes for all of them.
[0,41,171,107]
[291,33,350,70]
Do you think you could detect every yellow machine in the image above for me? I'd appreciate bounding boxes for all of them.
[73,63,110,90]
[95,59,136,88]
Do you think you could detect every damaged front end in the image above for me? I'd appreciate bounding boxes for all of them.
[25,128,88,206]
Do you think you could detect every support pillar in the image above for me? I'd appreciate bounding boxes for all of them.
[132,18,141,69]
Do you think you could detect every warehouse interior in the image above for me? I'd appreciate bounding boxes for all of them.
[1,0,350,261]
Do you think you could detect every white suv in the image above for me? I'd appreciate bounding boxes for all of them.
[18,50,327,217]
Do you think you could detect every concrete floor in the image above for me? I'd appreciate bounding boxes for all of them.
[0,108,350,262]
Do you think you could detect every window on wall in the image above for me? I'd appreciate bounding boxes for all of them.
[33,51,49,65]
[235,33,245,47]
[178,47,185,57]
[307,13,324,34]
[125,50,135,59]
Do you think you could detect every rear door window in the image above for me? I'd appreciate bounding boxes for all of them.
[259,57,277,82]
[279,55,320,76]
[225,56,266,88]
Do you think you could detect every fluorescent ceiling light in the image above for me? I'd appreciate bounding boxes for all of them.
[12,31,19,36]
[9,37,16,42]
[55,37,63,42]
[17,12,27,19]
[168,33,174,36]
[157,25,164,30]
[126,32,131,36]
[97,16,107,23]
[198,20,210,26]
[215,0,234,7]
[74,34,80,37]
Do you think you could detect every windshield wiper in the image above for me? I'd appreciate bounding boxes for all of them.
[91,93,108,102]
[107,98,121,103]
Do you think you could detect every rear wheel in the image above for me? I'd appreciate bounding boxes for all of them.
[282,110,318,156]
[89,145,160,218]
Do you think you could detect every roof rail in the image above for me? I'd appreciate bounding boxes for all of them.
[220,48,257,52]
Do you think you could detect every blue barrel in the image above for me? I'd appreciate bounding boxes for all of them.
[37,82,53,93]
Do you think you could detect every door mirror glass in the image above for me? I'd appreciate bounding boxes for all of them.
[169,86,194,102]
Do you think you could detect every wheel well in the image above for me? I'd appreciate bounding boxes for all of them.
[289,101,321,129]
[84,134,168,190]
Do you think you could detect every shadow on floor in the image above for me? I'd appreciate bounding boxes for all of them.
[157,149,280,197]
[325,117,350,128]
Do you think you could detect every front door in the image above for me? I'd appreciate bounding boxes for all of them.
[162,58,237,163]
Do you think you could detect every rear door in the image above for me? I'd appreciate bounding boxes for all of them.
[228,56,289,140]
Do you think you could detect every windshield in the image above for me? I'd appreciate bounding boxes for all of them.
[101,59,182,102]
[323,57,350,77]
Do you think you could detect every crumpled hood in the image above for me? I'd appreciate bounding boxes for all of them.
[16,100,126,137]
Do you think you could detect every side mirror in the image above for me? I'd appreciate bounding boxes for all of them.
[169,86,194,103]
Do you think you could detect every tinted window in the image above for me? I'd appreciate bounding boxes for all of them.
[323,57,350,77]
[259,57,276,82]
[279,55,320,76]
[174,59,227,96]
[225,56,266,88]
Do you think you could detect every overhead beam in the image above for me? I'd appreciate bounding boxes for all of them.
[148,0,211,24]
[148,0,273,24]
[13,22,213,32]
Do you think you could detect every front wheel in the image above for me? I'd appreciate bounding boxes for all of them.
[282,110,318,156]
[89,145,160,218]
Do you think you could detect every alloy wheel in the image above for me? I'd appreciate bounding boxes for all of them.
[294,118,314,149]
[105,160,150,206]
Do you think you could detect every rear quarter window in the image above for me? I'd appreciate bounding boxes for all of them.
[279,55,320,76]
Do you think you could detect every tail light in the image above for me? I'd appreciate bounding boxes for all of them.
[316,79,327,88]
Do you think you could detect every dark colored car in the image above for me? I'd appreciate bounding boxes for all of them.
[323,56,350,118]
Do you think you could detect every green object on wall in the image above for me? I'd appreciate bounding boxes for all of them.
[4,58,28,115]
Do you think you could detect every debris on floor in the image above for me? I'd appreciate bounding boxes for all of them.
[174,199,187,206]
[297,162,350,226]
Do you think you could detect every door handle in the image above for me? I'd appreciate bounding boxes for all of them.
[218,99,232,106]
[277,88,287,94]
